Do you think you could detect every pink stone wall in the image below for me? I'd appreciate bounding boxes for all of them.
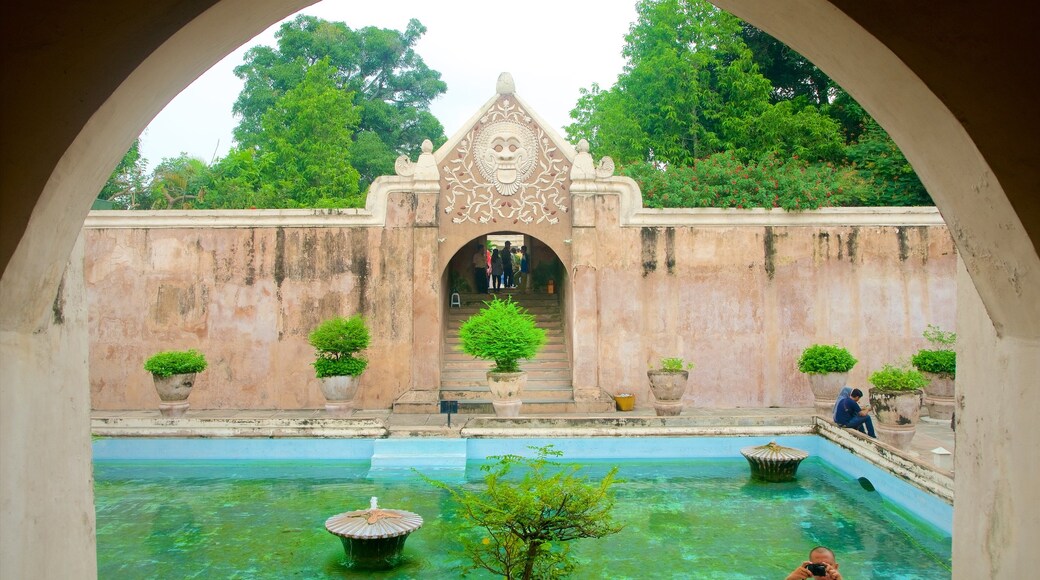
[572,198,956,408]
[86,206,955,411]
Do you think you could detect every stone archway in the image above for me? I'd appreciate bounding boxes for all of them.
[2,2,1038,577]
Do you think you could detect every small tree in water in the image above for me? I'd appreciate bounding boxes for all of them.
[423,446,622,579]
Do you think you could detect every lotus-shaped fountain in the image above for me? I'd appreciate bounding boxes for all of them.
[325,497,423,569]
[740,441,809,482]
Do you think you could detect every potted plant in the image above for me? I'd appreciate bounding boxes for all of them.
[867,364,928,450]
[911,324,956,420]
[647,357,693,416]
[309,315,370,413]
[143,349,207,417]
[458,297,546,416]
[797,344,857,417]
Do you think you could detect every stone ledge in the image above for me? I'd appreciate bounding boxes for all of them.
[815,418,954,504]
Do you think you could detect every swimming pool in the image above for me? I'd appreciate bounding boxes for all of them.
[93,436,952,578]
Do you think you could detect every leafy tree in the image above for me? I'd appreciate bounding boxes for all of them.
[567,0,932,208]
[252,59,362,207]
[845,116,931,206]
[422,446,622,580]
[147,154,213,209]
[567,0,843,166]
[740,23,832,106]
[232,15,447,190]
[97,139,147,209]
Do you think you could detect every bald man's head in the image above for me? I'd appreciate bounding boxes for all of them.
[809,546,837,566]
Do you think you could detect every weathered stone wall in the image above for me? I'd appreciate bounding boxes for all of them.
[85,206,955,411]
[571,196,956,408]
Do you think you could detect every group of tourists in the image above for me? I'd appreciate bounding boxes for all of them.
[472,242,529,294]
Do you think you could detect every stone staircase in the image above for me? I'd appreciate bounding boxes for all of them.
[442,290,576,413]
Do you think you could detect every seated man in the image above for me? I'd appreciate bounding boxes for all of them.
[833,388,876,438]
[786,545,844,579]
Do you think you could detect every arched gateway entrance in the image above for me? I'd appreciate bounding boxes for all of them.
[391,74,614,412]
[3,2,1039,578]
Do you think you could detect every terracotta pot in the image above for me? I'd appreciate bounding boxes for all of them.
[152,372,196,417]
[921,372,955,420]
[869,388,923,451]
[647,370,688,416]
[805,372,849,417]
[320,375,361,413]
[488,371,526,417]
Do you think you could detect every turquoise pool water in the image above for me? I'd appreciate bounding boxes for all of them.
[94,445,951,579]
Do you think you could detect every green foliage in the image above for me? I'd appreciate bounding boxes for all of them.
[233,15,447,191]
[922,324,956,347]
[868,364,928,392]
[845,118,932,206]
[147,154,214,209]
[458,298,546,373]
[911,350,956,378]
[797,344,857,374]
[911,324,956,377]
[97,139,148,209]
[658,357,693,372]
[566,0,931,209]
[624,152,870,210]
[308,315,370,378]
[252,59,362,207]
[421,446,622,580]
[144,349,208,378]
[312,356,367,378]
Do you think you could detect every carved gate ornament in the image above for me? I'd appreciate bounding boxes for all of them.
[443,98,569,225]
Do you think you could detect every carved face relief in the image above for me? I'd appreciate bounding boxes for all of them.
[475,121,537,195]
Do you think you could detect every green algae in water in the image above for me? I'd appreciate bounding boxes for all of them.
[94,458,951,579]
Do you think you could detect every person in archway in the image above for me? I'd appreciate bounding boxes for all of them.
[501,241,514,289]
[472,243,488,294]
[490,248,503,292]
[519,245,530,292]
[834,388,876,438]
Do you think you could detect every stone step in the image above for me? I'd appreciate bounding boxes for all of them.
[452,399,580,415]
[370,438,467,469]
[440,378,572,389]
[438,361,569,370]
[441,368,571,380]
[444,331,564,343]
[440,386,575,401]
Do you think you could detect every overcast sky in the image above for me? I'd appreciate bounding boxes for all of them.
[139,0,639,171]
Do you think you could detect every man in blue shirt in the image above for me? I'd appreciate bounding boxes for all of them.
[834,388,876,438]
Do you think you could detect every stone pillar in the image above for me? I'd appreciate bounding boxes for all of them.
[954,258,1040,577]
[569,186,614,412]
[392,144,442,413]
[1,232,97,579]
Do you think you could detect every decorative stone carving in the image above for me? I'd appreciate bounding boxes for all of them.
[394,139,439,182]
[569,139,614,181]
[443,98,569,226]
[496,71,516,95]
[570,139,595,180]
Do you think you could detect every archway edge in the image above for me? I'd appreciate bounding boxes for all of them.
[444,232,571,278]
[0,0,316,332]
[710,0,1039,339]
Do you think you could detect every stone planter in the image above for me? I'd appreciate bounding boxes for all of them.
[805,372,849,418]
[646,370,688,416]
[488,371,526,417]
[921,372,955,420]
[869,388,923,451]
[151,373,196,417]
[320,375,361,413]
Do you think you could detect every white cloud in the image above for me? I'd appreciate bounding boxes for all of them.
[139,0,637,171]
